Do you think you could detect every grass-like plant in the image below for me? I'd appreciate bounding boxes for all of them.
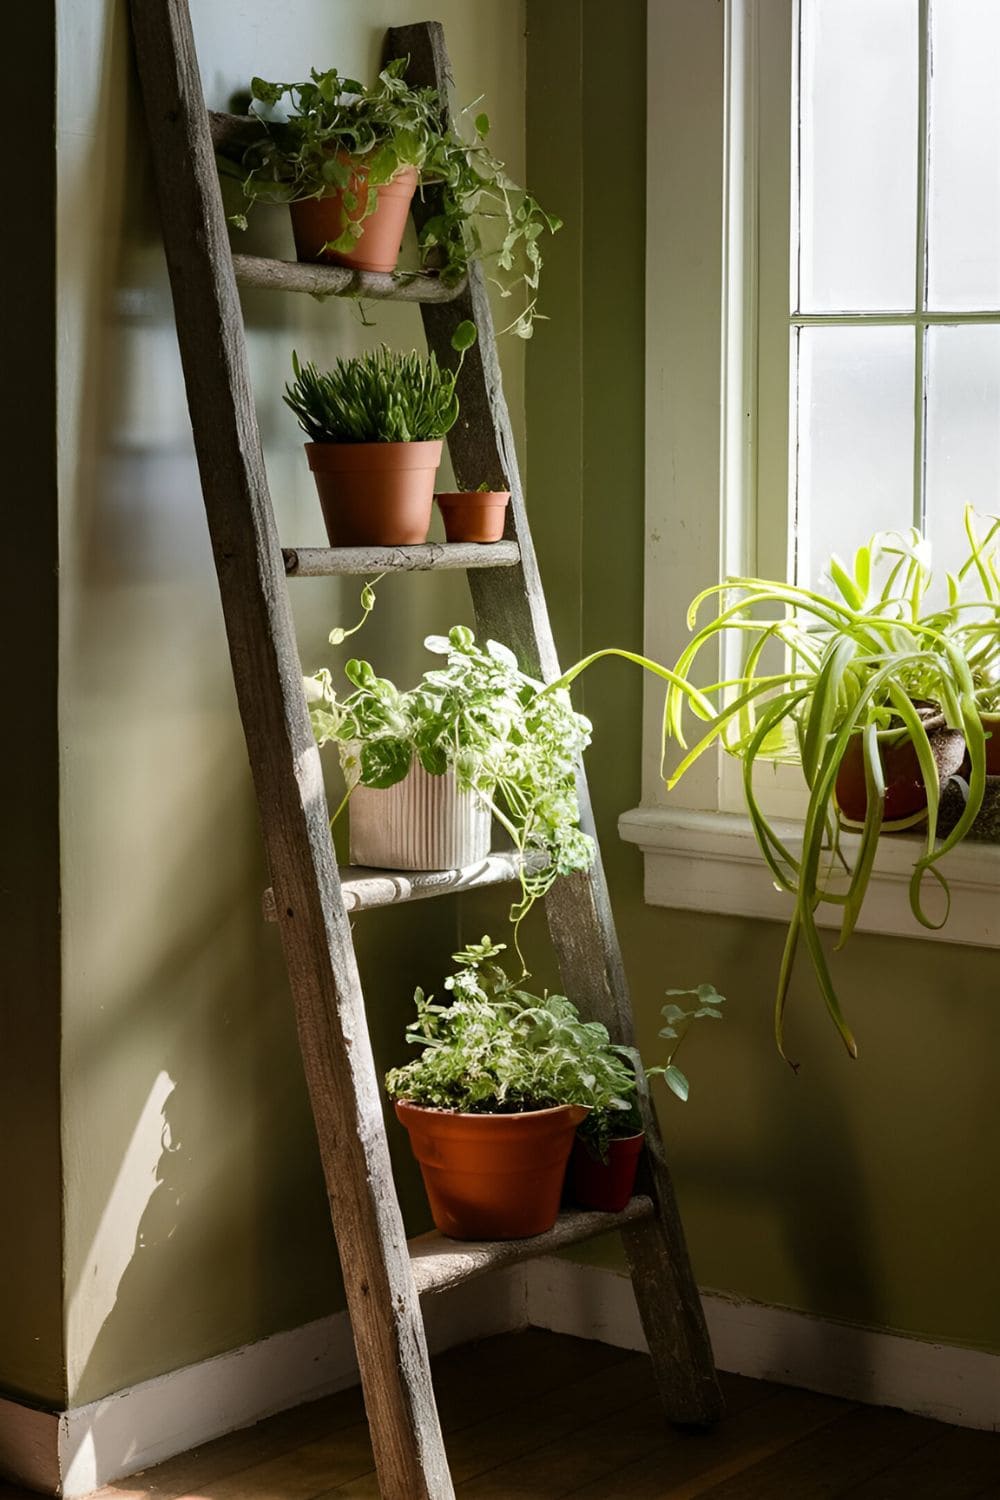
[222,62,561,337]
[383,937,636,1124]
[304,626,595,942]
[285,320,476,444]
[551,511,1000,1060]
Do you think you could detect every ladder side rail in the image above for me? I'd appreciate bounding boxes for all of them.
[388,19,724,1427]
[129,5,454,1495]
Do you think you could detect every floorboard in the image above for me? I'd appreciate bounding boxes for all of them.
[0,1330,994,1500]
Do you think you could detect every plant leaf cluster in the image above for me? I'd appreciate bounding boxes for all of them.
[577,983,727,1161]
[304,626,595,934]
[646,984,727,1103]
[553,509,1000,1060]
[285,320,476,443]
[383,938,636,1123]
[223,61,561,337]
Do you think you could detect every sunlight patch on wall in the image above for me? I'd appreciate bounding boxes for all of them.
[66,1071,177,1393]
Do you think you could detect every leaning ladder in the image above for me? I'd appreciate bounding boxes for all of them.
[129,5,723,1494]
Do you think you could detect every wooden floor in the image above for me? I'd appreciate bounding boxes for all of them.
[1,1331,997,1499]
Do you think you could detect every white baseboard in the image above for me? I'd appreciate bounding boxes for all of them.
[525,1258,1000,1434]
[2,1268,526,1498]
[4,1256,997,1496]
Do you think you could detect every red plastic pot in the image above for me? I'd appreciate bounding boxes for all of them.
[569,1132,645,1214]
[306,439,441,546]
[435,490,511,544]
[289,162,419,273]
[395,1100,587,1240]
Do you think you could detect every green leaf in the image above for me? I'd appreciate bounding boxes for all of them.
[360,737,412,788]
[665,1066,689,1103]
[475,111,490,136]
[451,319,478,353]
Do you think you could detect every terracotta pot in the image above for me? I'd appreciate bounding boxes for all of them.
[289,163,419,273]
[395,1100,587,1240]
[569,1132,645,1214]
[435,490,511,544]
[834,721,966,831]
[306,440,441,546]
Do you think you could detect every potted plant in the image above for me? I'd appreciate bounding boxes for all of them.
[385,938,636,1239]
[435,483,511,544]
[304,627,594,929]
[284,322,476,546]
[552,512,1000,1059]
[221,62,561,335]
[570,985,726,1213]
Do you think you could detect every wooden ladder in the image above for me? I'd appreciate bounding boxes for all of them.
[129,5,723,1495]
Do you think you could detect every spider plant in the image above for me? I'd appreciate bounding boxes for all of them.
[552,510,1000,1060]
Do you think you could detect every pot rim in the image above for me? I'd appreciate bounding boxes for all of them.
[290,160,421,192]
[395,1099,589,1123]
[435,490,511,504]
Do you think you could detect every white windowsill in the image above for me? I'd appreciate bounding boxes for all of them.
[618,806,1000,949]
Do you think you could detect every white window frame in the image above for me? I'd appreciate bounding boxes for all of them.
[619,0,1000,948]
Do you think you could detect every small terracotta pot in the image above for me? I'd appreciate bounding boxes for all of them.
[569,1133,645,1214]
[834,722,966,831]
[395,1100,587,1240]
[306,440,441,546]
[435,491,511,544]
[289,163,419,273]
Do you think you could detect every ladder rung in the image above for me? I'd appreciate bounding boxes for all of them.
[409,1197,656,1296]
[232,253,466,304]
[262,852,531,921]
[283,542,521,576]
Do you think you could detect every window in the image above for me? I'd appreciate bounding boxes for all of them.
[761,0,1000,593]
[620,0,1000,947]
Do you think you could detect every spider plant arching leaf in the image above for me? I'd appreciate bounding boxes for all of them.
[801,635,859,786]
[837,721,885,948]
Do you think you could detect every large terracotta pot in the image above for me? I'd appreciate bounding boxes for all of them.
[435,490,511,544]
[289,163,419,273]
[569,1132,645,1214]
[834,722,966,831]
[306,439,441,546]
[395,1100,587,1240]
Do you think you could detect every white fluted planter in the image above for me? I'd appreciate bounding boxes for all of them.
[348,760,492,871]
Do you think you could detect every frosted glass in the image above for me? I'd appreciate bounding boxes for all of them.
[925,326,1000,579]
[799,0,918,312]
[796,327,915,585]
[927,0,1000,309]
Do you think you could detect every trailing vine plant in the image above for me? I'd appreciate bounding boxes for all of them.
[221,61,561,336]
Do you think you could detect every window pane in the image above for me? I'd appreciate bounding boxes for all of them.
[927,0,1000,310]
[799,0,918,312]
[925,326,1000,578]
[796,327,915,583]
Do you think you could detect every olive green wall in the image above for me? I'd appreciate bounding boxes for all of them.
[0,5,67,1411]
[525,0,1000,1355]
[53,0,525,1409]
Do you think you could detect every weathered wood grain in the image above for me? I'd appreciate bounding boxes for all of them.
[232,253,465,303]
[387,19,725,1429]
[409,1199,654,1296]
[283,541,521,576]
[262,854,536,922]
[129,6,454,1497]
